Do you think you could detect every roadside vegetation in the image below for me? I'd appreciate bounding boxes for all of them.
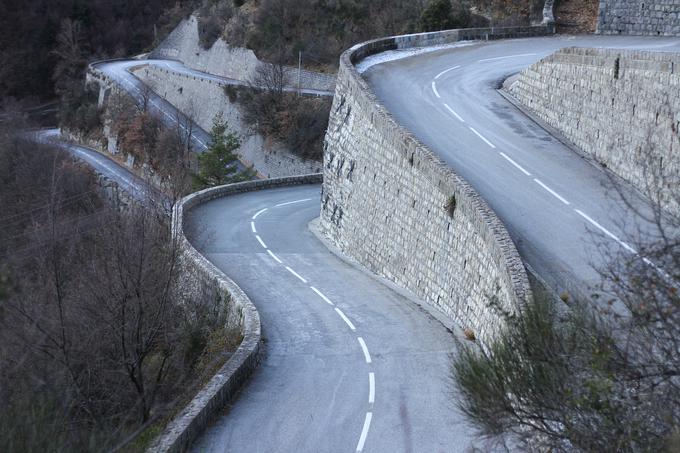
[0,112,241,451]
[453,145,680,451]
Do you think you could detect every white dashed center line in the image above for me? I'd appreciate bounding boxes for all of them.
[310,286,334,305]
[285,266,308,283]
[251,221,257,233]
[574,209,637,254]
[357,337,372,364]
[252,208,268,220]
[499,152,531,176]
[534,178,570,205]
[275,198,312,207]
[443,103,465,122]
[431,81,441,98]
[368,372,375,404]
[267,249,283,263]
[356,412,373,453]
[335,308,356,331]
[434,65,461,79]
[255,235,268,249]
[469,126,496,148]
[478,53,537,62]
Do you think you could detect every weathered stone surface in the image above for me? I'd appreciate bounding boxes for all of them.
[150,174,321,453]
[597,0,680,36]
[131,65,322,178]
[321,24,554,347]
[150,15,336,92]
[509,47,680,214]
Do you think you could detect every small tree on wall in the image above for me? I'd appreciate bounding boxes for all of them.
[197,113,253,187]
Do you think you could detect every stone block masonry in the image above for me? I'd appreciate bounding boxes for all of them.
[131,65,322,179]
[320,23,554,347]
[598,0,680,36]
[509,47,680,214]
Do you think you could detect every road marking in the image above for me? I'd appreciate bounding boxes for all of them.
[534,179,570,205]
[431,81,441,98]
[251,221,257,233]
[443,103,465,122]
[267,249,283,263]
[255,235,268,249]
[356,412,373,453]
[435,65,461,79]
[285,266,308,283]
[368,372,375,404]
[357,337,372,363]
[574,209,637,254]
[479,53,537,62]
[335,308,356,330]
[275,198,312,207]
[252,208,267,220]
[499,152,531,175]
[310,286,334,305]
[469,126,496,148]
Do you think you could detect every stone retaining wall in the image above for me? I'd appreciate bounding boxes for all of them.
[131,65,323,179]
[151,174,321,453]
[597,0,680,36]
[320,24,554,346]
[150,15,336,92]
[508,47,680,213]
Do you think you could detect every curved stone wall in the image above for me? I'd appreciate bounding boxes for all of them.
[151,174,321,453]
[508,47,680,214]
[320,25,553,346]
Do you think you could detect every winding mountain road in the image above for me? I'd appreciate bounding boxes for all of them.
[187,185,473,452]
[73,32,680,452]
[363,34,680,299]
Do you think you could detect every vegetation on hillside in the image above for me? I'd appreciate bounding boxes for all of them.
[0,0,199,102]
[0,112,239,451]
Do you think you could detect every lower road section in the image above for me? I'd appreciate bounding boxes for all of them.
[187,185,473,452]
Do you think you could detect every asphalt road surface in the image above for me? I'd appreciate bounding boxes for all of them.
[363,34,680,299]
[31,129,166,209]
[187,185,474,453]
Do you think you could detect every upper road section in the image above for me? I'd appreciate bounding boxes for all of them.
[363,34,680,298]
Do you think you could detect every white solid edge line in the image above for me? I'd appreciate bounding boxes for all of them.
[534,178,570,205]
[357,337,372,363]
[356,412,373,453]
[368,372,375,404]
[267,249,283,263]
[574,209,637,253]
[275,198,313,207]
[255,235,268,249]
[499,152,531,176]
[443,103,465,122]
[435,65,461,80]
[478,53,537,62]
[469,126,496,148]
[431,81,441,98]
[310,286,334,305]
[252,208,268,220]
[250,221,257,233]
[285,266,308,283]
[335,307,356,331]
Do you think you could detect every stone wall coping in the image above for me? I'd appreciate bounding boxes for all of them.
[335,24,557,327]
[150,174,322,452]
